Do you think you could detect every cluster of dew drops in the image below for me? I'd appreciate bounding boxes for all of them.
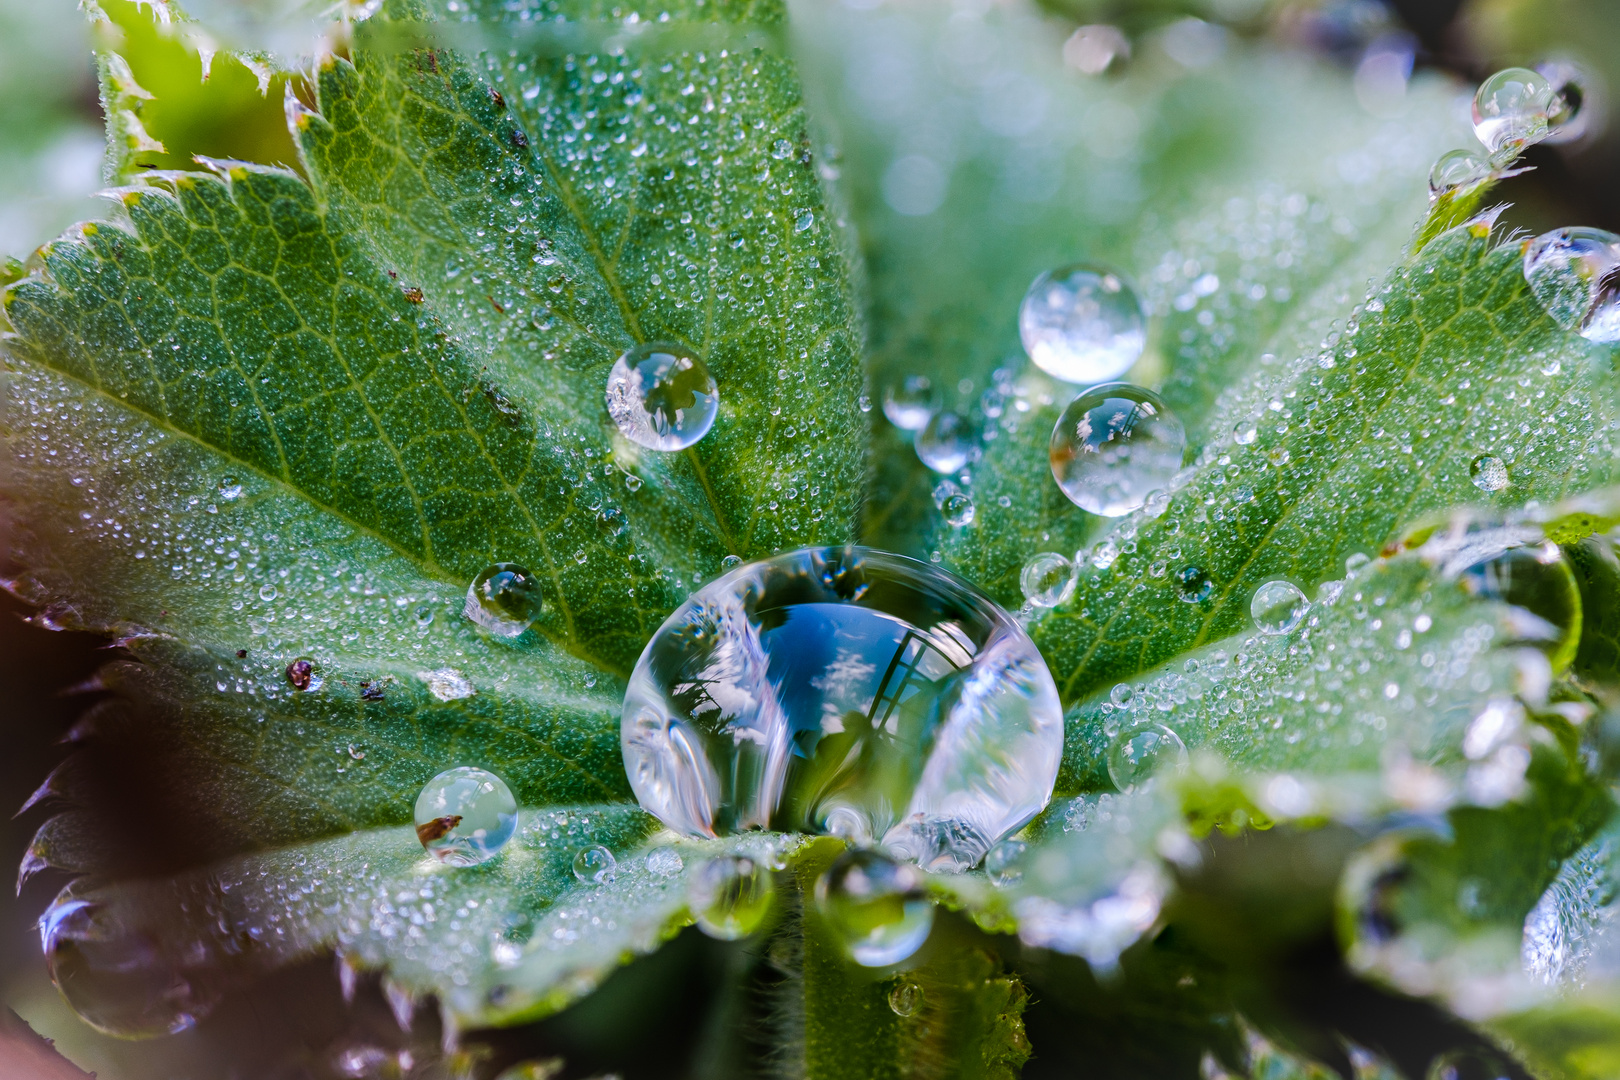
[380,61,1619,973]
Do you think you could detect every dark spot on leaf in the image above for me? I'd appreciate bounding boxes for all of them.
[510,128,529,150]
[489,87,506,111]
[387,269,398,279]
[286,659,314,690]
[236,649,247,658]
[488,296,505,314]
[415,815,461,845]
[481,380,523,423]
[402,286,424,304]
[361,682,384,701]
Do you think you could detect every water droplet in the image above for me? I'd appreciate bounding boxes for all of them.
[1021,553,1076,608]
[596,506,625,534]
[414,766,517,867]
[915,411,979,474]
[464,563,542,638]
[258,583,278,602]
[941,491,976,527]
[1106,723,1188,791]
[1456,542,1580,661]
[1049,384,1185,517]
[721,554,743,572]
[1470,454,1510,492]
[1175,566,1213,603]
[858,393,873,413]
[1537,59,1593,145]
[625,474,644,492]
[645,846,683,876]
[1110,683,1134,707]
[688,856,774,940]
[888,978,924,1017]
[1250,580,1308,635]
[1233,420,1257,445]
[1090,540,1120,569]
[419,668,474,701]
[605,342,719,451]
[1019,264,1147,384]
[1427,1048,1513,1080]
[815,848,935,967]
[795,210,814,233]
[286,657,322,692]
[1472,67,1556,153]
[413,605,435,628]
[1428,149,1492,196]
[622,547,1063,872]
[572,844,618,884]
[1521,227,1620,343]
[882,375,940,431]
[983,839,1026,887]
[41,889,218,1036]
[218,476,242,500]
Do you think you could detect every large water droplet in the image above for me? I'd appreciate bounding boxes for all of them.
[465,563,543,638]
[1537,59,1593,145]
[1049,384,1185,517]
[815,848,935,967]
[414,766,517,866]
[1428,149,1492,197]
[622,547,1063,872]
[1250,580,1308,635]
[1470,454,1510,492]
[1472,67,1556,153]
[1019,264,1147,384]
[883,375,940,431]
[1106,723,1188,790]
[1522,227,1620,343]
[41,887,219,1036]
[983,838,1027,887]
[1021,552,1076,608]
[688,856,775,940]
[572,844,618,884]
[605,342,719,451]
[915,411,979,474]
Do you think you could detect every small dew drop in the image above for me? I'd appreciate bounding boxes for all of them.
[1175,566,1213,603]
[1250,580,1308,635]
[915,411,980,474]
[1472,67,1557,153]
[645,846,683,876]
[888,978,924,1018]
[983,838,1027,888]
[218,476,243,500]
[721,554,743,572]
[1233,420,1257,445]
[1106,723,1189,791]
[1470,454,1511,492]
[414,766,516,867]
[941,491,976,527]
[1020,265,1147,384]
[465,563,542,638]
[572,844,618,884]
[882,375,940,431]
[688,855,775,940]
[605,342,719,451]
[1522,227,1620,343]
[1428,149,1492,197]
[1049,384,1186,517]
[258,584,277,602]
[1021,552,1076,608]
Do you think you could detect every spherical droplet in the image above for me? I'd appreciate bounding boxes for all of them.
[888,978,924,1017]
[915,411,979,474]
[1522,226,1620,343]
[41,888,219,1036]
[1019,264,1147,384]
[1472,67,1557,153]
[1021,552,1076,608]
[1470,454,1510,492]
[621,547,1062,873]
[1175,566,1213,603]
[1428,149,1492,197]
[218,476,243,500]
[414,766,517,867]
[1049,384,1186,517]
[572,844,618,884]
[286,657,321,692]
[1456,542,1580,667]
[464,563,542,638]
[1109,683,1134,707]
[605,342,718,451]
[941,491,976,527]
[983,838,1027,887]
[721,554,743,572]
[1250,580,1308,635]
[1233,419,1258,445]
[645,846,684,876]
[688,855,775,940]
[882,375,940,431]
[1106,723,1189,791]
[258,583,278,602]
[815,848,935,967]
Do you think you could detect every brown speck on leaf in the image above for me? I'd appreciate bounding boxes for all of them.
[416,815,461,845]
[236,649,247,658]
[490,87,506,111]
[403,286,424,303]
[488,296,505,314]
[387,269,398,279]
[286,659,314,690]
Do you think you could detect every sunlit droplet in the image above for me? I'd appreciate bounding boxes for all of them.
[605,342,719,451]
[645,847,683,876]
[1050,384,1185,517]
[815,848,935,967]
[983,838,1026,887]
[941,491,976,527]
[218,476,242,500]
[414,766,517,867]
[1250,580,1308,635]
[1175,566,1213,603]
[1472,67,1556,153]
[1019,265,1147,384]
[465,563,542,638]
